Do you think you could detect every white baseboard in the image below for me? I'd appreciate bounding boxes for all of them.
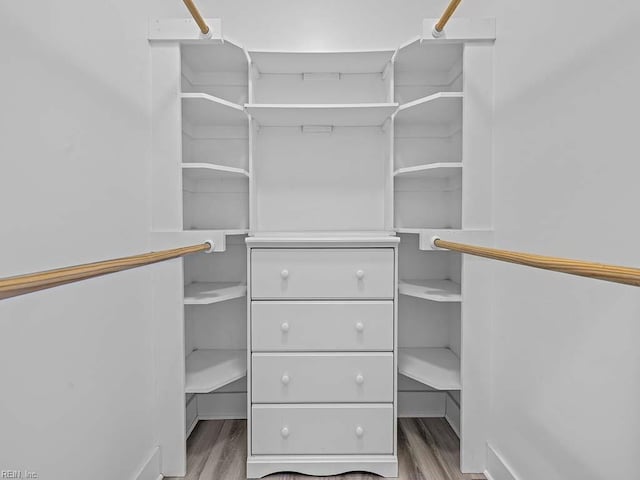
[134,446,162,480]
[197,392,247,419]
[485,444,518,480]
[398,391,446,417]
[444,393,460,437]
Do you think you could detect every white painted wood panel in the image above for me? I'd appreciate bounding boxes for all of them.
[251,404,394,455]
[251,248,394,299]
[251,301,393,351]
[252,353,394,403]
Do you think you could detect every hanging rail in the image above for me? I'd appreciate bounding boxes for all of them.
[0,242,213,301]
[182,0,211,36]
[432,238,640,287]
[433,0,463,37]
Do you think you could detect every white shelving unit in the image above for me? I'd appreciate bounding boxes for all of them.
[185,349,247,394]
[398,279,461,302]
[184,282,247,305]
[398,347,461,390]
[150,19,495,476]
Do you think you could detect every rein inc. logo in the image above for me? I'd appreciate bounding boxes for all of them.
[1,471,38,478]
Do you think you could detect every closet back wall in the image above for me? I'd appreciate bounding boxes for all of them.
[0,2,157,480]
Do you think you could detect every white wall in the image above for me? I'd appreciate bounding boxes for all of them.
[2,1,638,479]
[490,1,640,479]
[0,2,157,479]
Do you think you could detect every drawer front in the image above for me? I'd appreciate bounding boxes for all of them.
[251,301,393,351]
[251,248,394,299]
[251,404,393,455]
[252,352,394,403]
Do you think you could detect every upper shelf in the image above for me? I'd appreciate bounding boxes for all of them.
[399,279,461,302]
[249,50,394,75]
[182,93,247,126]
[245,103,399,127]
[182,41,248,77]
[182,163,249,181]
[398,347,461,390]
[185,349,247,394]
[395,92,463,126]
[394,162,462,179]
[394,39,462,76]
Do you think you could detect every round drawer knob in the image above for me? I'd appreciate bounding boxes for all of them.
[281,322,290,332]
[281,426,290,438]
[356,269,365,279]
[281,374,290,385]
[355,322,364,332]
[355,426,364,437]
[355,374,364,385]
[280,269,289,279]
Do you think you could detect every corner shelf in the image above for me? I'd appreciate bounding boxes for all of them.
[245,103,399,127]
[181,93,247,126]
[399,279,461,302]
[182,163,249,180]
[185,349,247,394]
[184,282,247,305]
[394,162,462,179]
[395,92,463,125]
[398,347,461,390]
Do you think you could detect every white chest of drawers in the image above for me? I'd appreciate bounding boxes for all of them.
[246,237,399,478]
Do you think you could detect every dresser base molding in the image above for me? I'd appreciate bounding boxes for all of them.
[247,455,398,478]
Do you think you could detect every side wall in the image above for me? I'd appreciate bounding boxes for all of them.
[489,1,640,479]
[0,2,157,479]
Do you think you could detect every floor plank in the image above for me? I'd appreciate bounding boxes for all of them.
[166,419,485,480]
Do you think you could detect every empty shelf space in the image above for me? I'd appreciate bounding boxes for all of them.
[395,92,463,125]
[249,50,394,75]
[182,163,249,180]
[399,279,461,302]
[394,162,462,179]
[245,103,398,127]
[185,349,247,394]
[184,282,247,305]
[398,347,461,390]
[182,93,247,126]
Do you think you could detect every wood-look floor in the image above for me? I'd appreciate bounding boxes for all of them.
[166,418,485,480]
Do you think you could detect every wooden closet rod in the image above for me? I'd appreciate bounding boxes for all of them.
[433,238,640,287]
[433,0,463,36]
[0,242,212,301]
[182,0,210,35]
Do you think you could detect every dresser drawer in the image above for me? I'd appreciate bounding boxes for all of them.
[252,352,394,403]
[251,248,394,299]
[251,301,393,351]
[251,404,393,455]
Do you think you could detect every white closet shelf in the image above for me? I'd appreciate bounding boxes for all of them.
[393,162,462,179]
[184,282,247,305]
[182,93,247,126]
[398,347,461,390]
[395,92,463,125]
[393,38,462,74]
[182,163,249,180]
[399,279,461,302]
[182,41,248,76]
[249,50,394,75]
[185,349,247,394]
[245,103,399,127]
